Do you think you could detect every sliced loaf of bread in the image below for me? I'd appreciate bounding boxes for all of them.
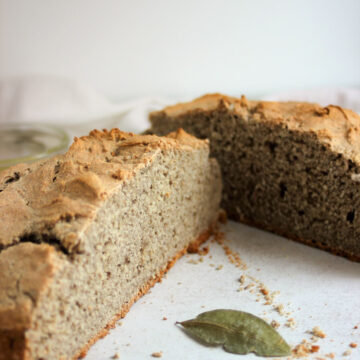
[150,94,360,261]
[0,129,222,359]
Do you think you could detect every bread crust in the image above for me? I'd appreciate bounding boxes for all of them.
[150,93,360,164]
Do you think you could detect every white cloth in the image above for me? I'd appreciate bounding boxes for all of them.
[0,76,168,138]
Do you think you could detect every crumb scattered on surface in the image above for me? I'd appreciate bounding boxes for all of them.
[292,340,320,358]
[198,246,209,256]
[312,326,326,338]
[162,317,167,321]
[286,318,296,329]
[151,351,163,358]
[239,275,246,284]
[343,349,352,356]
[187,259,199,265]
[216,264,223,270]
[214,231,247,270]
[112,353,120,359]
[311,345,320,353]
[260,287,269,295]
[245,283,254,290]
[349,342,357,348]
[270,320,280,329]
[275,304,285,315]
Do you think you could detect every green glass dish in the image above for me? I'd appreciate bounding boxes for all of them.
[0,123,69,171]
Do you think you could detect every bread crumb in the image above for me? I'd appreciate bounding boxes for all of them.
[162,317,167,321]
[271,320,280,329]
[245,283,254,290]
[214,231,247,270]
[292,340,320,358]
[349,342,357,348]
[312,326,326,338]
[198,246,209,256]
[239,275,246,284]
[275,304,285,315]
[187,259,198,265]
[215,265,223,270]
[285,318,296,329]
[151,351,163,358]
[325,353,335,359]
[343,349,352,356]
[311,345,320,353]
[112,353,120,359]
[260,287,269,295]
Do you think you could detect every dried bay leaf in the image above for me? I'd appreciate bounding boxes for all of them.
[177,309,291,357]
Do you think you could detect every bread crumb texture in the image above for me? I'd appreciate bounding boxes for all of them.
[150,93,360,261]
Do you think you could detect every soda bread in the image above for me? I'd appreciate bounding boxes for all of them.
[150,94,360,261]
[0,129,222,359]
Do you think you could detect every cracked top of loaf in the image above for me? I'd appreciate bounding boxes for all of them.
[151,93,360,163]
[0,128,208,252]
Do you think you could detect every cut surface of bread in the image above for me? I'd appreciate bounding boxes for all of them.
[150,93,360,261]
[0,128,222,360]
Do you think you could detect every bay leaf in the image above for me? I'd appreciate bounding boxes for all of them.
[176,309,291,357]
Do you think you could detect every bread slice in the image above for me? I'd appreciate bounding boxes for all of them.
[0,129,222,359]
[150,94,360,261]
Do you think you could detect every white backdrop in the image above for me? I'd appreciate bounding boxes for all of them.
[1,0,360,100]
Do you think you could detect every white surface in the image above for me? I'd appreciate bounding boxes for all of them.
[1,0,360,100]
[85,221,360,359]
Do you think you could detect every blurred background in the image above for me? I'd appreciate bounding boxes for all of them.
[1,0,360,99]
[0,0,360,165]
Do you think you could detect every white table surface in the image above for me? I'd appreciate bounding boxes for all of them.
[84,220,360,360]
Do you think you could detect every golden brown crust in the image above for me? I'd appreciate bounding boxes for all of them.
[0,128,207,252]
[73,223,217,360]
[151,93,360,163]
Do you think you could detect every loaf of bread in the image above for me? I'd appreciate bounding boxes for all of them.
[150,94,360,261]
[0,129,222,359]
